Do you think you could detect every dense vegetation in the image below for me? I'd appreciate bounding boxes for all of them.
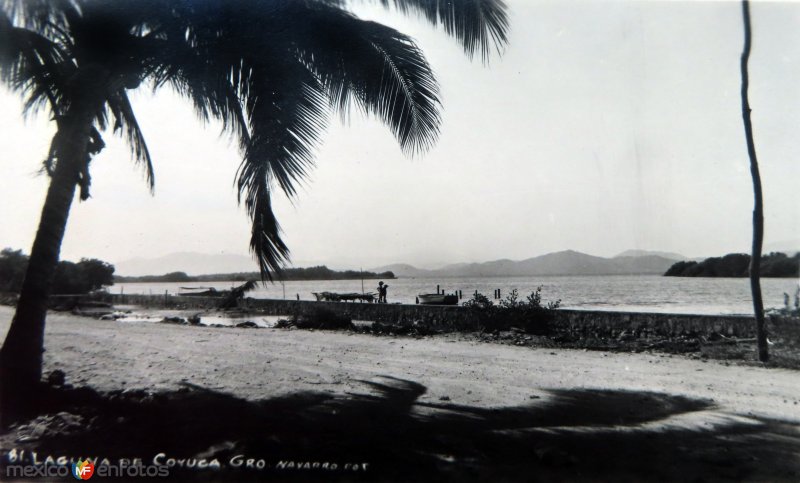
[115,266,395,283]
[664,252,799,277]
[462,288,562,335]
[1,248,114,294]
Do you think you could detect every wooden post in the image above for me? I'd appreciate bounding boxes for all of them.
[437,284,440,294]
[740,0,768,362]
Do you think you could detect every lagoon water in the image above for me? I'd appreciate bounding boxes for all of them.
[115,275,800,316]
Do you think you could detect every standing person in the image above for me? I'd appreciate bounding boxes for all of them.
[377,281,388,303]
[382,283,389,303]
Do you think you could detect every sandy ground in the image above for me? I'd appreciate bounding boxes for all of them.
[1,306,798,423]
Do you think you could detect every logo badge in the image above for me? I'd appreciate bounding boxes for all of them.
[72,459,95,480]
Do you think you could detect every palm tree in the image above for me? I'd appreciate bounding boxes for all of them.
[0,0,508,423]
[739,0,768,362]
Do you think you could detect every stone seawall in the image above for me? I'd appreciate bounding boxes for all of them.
[110,294,765,337]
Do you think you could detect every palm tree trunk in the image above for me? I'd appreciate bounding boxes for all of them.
[740,0,768,362]
[0,77,103,425]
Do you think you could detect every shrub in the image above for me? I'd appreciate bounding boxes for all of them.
[1,249,114,294]
[0,248,27,292]
[462,292,494,311]
[463,288,560,335]
[53,258,115,294]
[292,307,353,330]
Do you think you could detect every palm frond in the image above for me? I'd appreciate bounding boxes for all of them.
[370,0,510,62]
[322,20,441,154]
[127,1,329,278]
[237,65,330,278]
[276,2,443,155]
[106,91,155,191]
[145,1,445,277]
[0,11,72,118]
[144,39,252,154]
[1,0,75,37]
[245,187,289,281]
[2,0,507,281]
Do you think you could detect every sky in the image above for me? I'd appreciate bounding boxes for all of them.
[1,0,799,272]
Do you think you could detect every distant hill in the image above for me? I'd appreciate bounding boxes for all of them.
[369,263,434,278]
[115,266,395,283]
[372,250,677,278]
[120,249,683,279]
[664,252,799,278]
[614,249,687,261]
[115,252,257,276]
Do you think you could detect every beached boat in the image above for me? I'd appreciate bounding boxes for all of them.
[178,287,221,297]
[417,293,459,305]
[312,292,376,303]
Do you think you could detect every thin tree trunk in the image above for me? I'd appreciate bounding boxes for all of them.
[740,0,768,362]
[0,77,103,425]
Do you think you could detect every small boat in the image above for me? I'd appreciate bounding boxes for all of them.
[178,287,220,297]
[312,292,376,303]
[417,293,459,305]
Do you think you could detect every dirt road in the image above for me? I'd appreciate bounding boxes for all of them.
[1,306,798,422]
[3,307,800,480]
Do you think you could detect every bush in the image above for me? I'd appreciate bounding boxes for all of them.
[0,248,27,292]
[292,307,353,330]
[0,249,114,294]
[664,252,799,277]
[53,258,115,294]
[462,292,494,311]
[463,288,561,335]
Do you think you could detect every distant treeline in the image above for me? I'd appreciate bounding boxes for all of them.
[115,265,395,283]
[1,248,115,294]
[664,252,799,277]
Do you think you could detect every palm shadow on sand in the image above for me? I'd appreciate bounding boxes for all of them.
[4,376,800,482]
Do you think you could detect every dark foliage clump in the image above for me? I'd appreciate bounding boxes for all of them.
[664,252,799,277]
[0,248,114,294]
[52,259,115,294]
[461,292,494,311]
[291,308,354,330]
[463,288,561,335]
[0,248,27,292]
[116,266,396,283]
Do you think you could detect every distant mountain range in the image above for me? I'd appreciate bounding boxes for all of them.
[614,249,687,260]
[115,252,257,276]
[115,249,689,278]
[371,249,687,278]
